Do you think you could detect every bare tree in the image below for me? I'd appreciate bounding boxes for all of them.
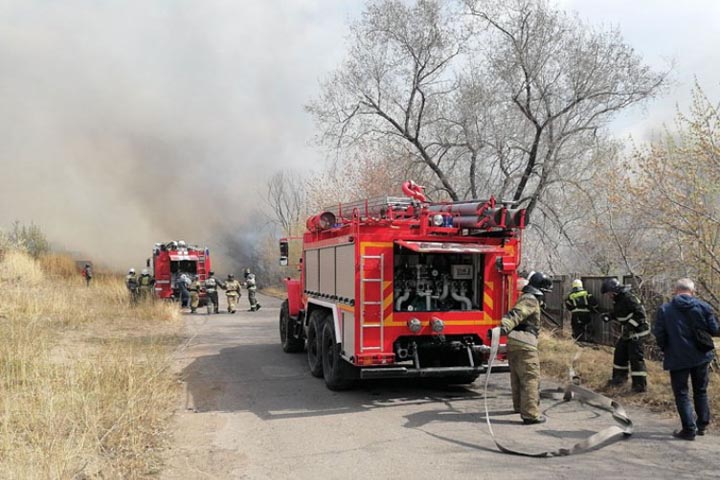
[266,171,306,237]
[307,0,468,201]
[308,0,667,221]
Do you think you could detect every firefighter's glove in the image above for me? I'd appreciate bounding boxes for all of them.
[628,333,640,341]
[601,313,611,323]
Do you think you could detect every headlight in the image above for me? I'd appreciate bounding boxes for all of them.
[407,317,422,333]
[432,214,444,226]
[430,317,444,333]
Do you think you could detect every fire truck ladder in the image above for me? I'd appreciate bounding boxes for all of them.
[360,254,385,353]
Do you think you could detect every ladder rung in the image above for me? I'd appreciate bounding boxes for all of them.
[362,323,382,328]
[363,301,382,305]
[361,346,382,351]
[362,278,382,282]
[361,255,383,259]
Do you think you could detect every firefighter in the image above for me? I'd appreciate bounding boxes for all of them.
[500,271,553,425]
[178,272,191,308]
[245,272,261,311]
[565,279,599,342]
[138,268,155,301]
[126,268,139,305]
[188,275,201,313]
[82,263,93,287]
[221,274,242,313]
[203,271,220,314]
[601,278,650,393]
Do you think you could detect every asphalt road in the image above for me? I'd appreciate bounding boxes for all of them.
[162,292,719,480]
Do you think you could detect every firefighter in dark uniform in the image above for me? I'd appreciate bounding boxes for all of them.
[501,271,553,425]
[565,279,599,342]
[203,271,220,314]
[601,278,650,393]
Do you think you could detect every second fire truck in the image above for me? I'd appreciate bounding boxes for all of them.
[279,181,526,390]
[149,240,212,303]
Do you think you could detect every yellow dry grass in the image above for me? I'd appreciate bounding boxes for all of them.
[0,251,183,479]
[539,330,720,430]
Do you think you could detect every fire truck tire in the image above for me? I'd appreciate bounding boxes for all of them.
[307,310,325,377]
[321,321,355,391]
[279,300,304,353]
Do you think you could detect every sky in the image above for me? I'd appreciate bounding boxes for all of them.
[0,0,717,270]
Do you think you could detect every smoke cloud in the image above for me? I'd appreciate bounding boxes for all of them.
[0,0,357,271]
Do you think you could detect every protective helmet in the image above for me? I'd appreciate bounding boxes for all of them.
[571,279,583,290]
[248,273,255,280]
[528,272,553,292]
[245,268,251,274]
[141,268,149,275]
[601,277,622,294]
[129,268,135,274]
[228,273,234,279]
[85,263,90,267]
[209,270,214,275]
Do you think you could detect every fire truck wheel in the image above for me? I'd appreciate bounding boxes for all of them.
[321,321,354,391]
[279,300,304,353]
[307,310,325,377]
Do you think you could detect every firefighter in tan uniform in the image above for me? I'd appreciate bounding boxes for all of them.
[126,268,139,305]
[203,271,219,314]
[221,274,242,313]
[138,269,155,301]
[501,271,553,425]
[188,276,201,313]
[245,272,261,311]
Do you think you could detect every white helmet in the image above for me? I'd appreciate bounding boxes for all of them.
[142,268,149,275]
[572,279,583,290]
[129,268,135,274]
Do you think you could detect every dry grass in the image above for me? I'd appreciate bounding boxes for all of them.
[539,329,720,430]
[0,251,183,479]
[260,286,286,299]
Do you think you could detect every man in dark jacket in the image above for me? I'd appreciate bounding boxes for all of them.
[653,278,719,440]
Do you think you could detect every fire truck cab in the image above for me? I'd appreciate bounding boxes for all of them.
[149,241,212,303]
[279,181,526,390]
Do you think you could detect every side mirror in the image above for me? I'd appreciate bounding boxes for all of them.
[279,239,289,266]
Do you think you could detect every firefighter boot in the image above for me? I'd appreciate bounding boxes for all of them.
[631,376,647,393]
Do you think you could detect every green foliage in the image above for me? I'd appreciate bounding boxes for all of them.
[2,221,50,258]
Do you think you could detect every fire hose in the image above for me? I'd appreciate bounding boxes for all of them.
[483,327,633,457]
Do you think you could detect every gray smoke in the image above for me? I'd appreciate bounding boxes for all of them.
[0,0,356,271]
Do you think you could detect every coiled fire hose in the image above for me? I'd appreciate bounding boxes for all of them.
[483,327,633,457]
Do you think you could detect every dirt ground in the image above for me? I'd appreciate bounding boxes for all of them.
[162,293,719,480]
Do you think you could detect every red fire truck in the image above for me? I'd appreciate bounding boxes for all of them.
[279,181,526,390]
[148,241,212,303]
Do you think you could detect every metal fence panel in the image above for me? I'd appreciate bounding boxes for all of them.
[542,276,567,330]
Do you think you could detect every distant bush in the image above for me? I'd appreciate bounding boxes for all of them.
[1,221,50,259]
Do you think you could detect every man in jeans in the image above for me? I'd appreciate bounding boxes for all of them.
[653,278,719,440]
